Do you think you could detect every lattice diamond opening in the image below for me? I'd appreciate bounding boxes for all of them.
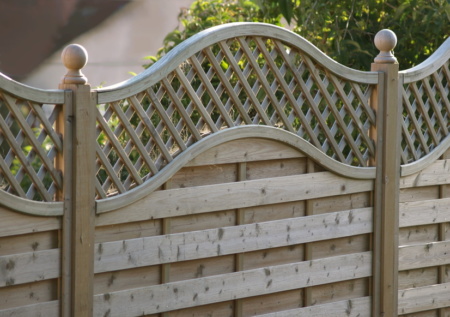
[401,61,450,164]
[95,35,377,197]
[0,91,63,201]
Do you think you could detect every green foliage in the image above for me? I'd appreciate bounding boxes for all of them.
[144,0,282,68]
[146,0,450,70]
[259,0,450,70]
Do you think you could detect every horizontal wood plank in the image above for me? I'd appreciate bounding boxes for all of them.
[398,282,450,314]
[243,201,305,224]
[0,300,59,317]
[185,138,305,166]
[96,172,373,226]
[241,289,303,315]
[399,240,450,271]
[255,296,371,317]
[399,186,440,203]
[0,231,58,256]
[245,159,307,181]
[311,235,370,259]
[95,219,161,244]
[0,207,60,238]
[0,279,57,310]
[169,164,238,188]
[399,224,440,246]
[400,160,450,188]
[94,265,161,295]
[94,208,372,273]
[309,278,370,306]
[169,301,234,316]
[399,198,450,227]
[398,267,439,290]
[93,252,372,316]
[0,249,60,287]
[243,245,304,271]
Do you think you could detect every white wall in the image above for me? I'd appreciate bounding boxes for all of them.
[24,0,194,89]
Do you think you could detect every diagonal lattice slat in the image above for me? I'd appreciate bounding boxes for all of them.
[401,61,450,164]
[0,90,63,201]
[95,36,376,198]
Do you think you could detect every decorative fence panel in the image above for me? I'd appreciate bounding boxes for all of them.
[397,151,450,316]
[93,131,374,316]
[0,77,65,316]
[0,22,449,317]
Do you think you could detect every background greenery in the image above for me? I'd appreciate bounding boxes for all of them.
[145,0,450,70]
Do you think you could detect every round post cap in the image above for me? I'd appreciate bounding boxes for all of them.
[61,44,88,84]
[374,29,398,64]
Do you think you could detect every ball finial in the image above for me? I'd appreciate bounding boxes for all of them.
[61,44,88,84]
[374,29,398,64]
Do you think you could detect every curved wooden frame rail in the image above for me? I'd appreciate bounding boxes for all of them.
[0,73,65,216]
[93,22,380,200]
[96,125,376,213]
[0,21,450,317]
[399,36,450,171]
[0,22,448,210]
[97,23,379,101]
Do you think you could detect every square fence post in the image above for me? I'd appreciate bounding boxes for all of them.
[58,44,96,317]
[370,29,402,317]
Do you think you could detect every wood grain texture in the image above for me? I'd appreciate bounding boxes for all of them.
[399,240,450,270]
[398,267,439,290]
[240,289,303,316]
[96,171,373,226]
[58,83,96,317]
[309,278,370,306]
[0,207,60,238]
[371,61,401,317]
[0,249,60,287]
[0,190,63,217]
[0,231,58,256]
[0,72,65,103]
[96,126,376,214]
[0,279,57,310]
[93,252,371,316]
[94,208,372,273]
[400,160,450,188]
[398,282,450,315]
[255,296,371,317]
[185,138,305,167]
[0,300,59,317]
[399,198,450,227]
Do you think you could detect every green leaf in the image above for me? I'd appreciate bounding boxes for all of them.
[279,0,293,24]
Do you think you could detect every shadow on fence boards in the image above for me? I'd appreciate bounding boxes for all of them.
[0,22,449,317]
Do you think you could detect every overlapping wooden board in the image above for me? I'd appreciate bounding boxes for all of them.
[93,138,374,316]
[0,205,61,315]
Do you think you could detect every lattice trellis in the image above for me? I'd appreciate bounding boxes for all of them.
[401,61,450,164]
[95,36,376,198]
[0,90,63,201]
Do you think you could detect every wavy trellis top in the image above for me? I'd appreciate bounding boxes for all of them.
[94,23,379,198]
[0,73,65,202]
[0,22,449,203]
[400,39,450,165]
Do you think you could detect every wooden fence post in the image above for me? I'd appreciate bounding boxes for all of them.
[59,44,96,317]
[371,30,401,317]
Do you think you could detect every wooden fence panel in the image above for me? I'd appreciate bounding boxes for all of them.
[93,137,374,316]
[0,22,450,316]
[398,154,450,316]
[0,206,61,316]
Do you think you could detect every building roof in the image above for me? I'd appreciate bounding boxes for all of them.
[0,0,130,81]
